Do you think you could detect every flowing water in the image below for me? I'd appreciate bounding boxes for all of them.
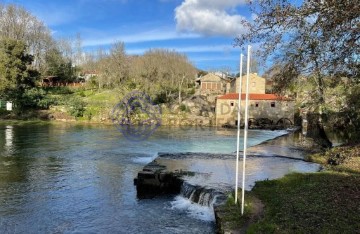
[0,123,319,233]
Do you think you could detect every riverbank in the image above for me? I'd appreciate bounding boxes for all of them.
[219,136,360,233]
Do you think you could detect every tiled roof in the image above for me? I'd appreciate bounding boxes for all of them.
[217,93,291,100]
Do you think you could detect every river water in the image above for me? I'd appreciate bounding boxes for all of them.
[0,123,319,233]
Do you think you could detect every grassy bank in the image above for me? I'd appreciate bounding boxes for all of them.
[248,171,360,233]
[219,143,360,233]
[1,87,215,126]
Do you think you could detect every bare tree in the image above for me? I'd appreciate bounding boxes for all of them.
[235,0,359,147]
[0,3,53,70]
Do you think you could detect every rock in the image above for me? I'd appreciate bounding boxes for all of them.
[134,161,183,199]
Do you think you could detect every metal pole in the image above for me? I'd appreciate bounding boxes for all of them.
[235,53,244,204]
[241,45,251,215]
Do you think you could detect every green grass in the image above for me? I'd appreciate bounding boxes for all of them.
[40,87,123,121]
[248,172,360,233]
[216,192,256,232]
[220,143,360,233]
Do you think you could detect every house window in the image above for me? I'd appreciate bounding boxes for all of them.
[230,101,234,107]
[271,102,276,107]
[255,102,259,107]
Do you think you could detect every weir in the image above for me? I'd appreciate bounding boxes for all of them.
[133,131,323,233]
[180,182,227,207]
[134,159,227,208]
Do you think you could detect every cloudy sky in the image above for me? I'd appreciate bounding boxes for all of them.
[4,0,252,72]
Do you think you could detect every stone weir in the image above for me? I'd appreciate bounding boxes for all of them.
[134,157,229,233]
[133,155,228,203]
[134,159,187,199]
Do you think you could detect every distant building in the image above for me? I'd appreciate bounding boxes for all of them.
[230,73,266,94]
[196,73,233,96]
[216,73,294,126]
[81,70,98,82]
[215,93,294,126]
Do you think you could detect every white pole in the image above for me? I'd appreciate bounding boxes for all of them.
[241,45,251,215]
[235,53,244,204]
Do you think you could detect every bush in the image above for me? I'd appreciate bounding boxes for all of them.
[20,88,57,109]
[68,97,86,117]
[179,104,188,112]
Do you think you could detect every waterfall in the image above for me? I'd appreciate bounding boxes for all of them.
[180,182,227,207]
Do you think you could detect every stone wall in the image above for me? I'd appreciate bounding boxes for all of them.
[230,73,266,94]
[216,99,294,126]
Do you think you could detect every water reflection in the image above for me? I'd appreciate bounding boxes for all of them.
[5,126,13,148]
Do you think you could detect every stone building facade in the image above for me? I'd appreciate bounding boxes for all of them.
[197,73,232,95]
[215,93,294,126]
[230,73,266,94]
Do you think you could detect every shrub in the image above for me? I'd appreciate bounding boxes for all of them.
[68,97,86,117]
[179,104,187,112]
[20,88,57,109]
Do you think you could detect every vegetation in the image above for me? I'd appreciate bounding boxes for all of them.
[221,143,360,233]
[236,0,359,147]
[248,171,360,233]
[0,3,198,122]
[307,143,360,175]
[0,38,39,111]
[0,3,53,71]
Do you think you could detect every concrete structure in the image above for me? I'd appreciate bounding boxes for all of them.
[215,93,294,126]
[230,73,266,94]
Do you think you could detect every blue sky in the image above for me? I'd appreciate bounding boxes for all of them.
[4,0,254,73]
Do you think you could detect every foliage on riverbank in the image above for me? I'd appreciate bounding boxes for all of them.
[0,86,215,126]
[220,143,360,233]
[248,171,360,233]
[307,143,360,175]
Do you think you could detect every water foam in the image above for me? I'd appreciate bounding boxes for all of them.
[170,196,215,222]
[132,153,158,164]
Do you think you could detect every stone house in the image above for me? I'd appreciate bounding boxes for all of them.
[196,73,233,96]
[216,73,294,126]
[230,73,266,94]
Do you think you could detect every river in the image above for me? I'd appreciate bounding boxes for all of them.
[0,123,319,233]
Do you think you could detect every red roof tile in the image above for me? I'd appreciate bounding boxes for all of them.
[217,93,291,100]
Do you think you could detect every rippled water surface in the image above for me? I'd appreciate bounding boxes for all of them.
[0,123,294,233]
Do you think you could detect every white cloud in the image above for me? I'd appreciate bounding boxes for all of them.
[126,44,237,54]
[175,0,248,37]
[82,29,199,47]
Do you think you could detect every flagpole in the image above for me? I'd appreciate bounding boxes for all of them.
[235,53,244,204]
[241,45,251,215]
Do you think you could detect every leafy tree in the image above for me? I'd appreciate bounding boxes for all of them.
[236,0,359,147]
[44,48,75,82]
[0,38,38,110]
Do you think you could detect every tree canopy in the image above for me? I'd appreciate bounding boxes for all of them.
[0,38,38,107]
[235,0,359,146]
[236,0,359,93]
[0,3,53,70]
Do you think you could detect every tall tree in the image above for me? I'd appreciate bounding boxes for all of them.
[0,39,37,109]
[137,49,196,103]
[44,48,75,82]
[235,0,359,147]
[0,3,53,70]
